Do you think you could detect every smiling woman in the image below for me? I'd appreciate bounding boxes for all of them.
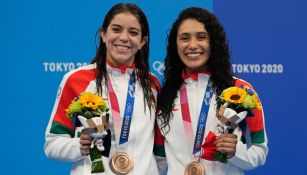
[176,18,211,73]
[44,3,160,175]
[101,12,147,66]
[155,7,268,175]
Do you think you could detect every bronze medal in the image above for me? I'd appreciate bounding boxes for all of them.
[184,161,206,175]
[110,151,133,174]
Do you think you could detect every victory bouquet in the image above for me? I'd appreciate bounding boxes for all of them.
[66,92,109,173]
[214,85,262,163]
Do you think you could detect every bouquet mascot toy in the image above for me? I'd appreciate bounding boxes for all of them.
[214,85,262,163]
[78,113,109,151]
[66,92,110,173]
[217,102,248,132]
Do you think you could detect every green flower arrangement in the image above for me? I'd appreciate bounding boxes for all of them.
[214,85,261,163]
[66,92,109,173]
[66,92,108,119]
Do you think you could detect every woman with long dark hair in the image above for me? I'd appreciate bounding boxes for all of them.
[154,7,268,175]
[45,3,159,175]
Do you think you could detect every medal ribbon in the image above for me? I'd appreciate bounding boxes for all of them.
[180,80,213,155]
[107,71,136,145]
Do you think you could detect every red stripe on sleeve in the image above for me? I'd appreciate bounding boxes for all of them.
[53,69,97,129]
[235,78,264,132]
[246,109,264,132]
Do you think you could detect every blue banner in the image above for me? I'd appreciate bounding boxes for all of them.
[1,0,307,174]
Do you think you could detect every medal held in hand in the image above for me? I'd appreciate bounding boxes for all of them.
[110,151,133,174]
[184,161,206,175]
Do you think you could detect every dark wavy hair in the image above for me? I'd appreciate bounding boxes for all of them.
[91,3,155,110]
[157,7,235,133]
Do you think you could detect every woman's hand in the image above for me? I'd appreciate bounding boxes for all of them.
[214,133,238,158]
[79,129,93,156]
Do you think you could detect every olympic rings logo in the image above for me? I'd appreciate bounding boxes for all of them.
[126,103,133,113]
[152,61,165,76]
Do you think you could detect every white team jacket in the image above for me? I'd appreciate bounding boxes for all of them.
[156,73,268,175]
[45,63,159,175]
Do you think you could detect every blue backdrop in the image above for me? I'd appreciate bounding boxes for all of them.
[1,0,306,174]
